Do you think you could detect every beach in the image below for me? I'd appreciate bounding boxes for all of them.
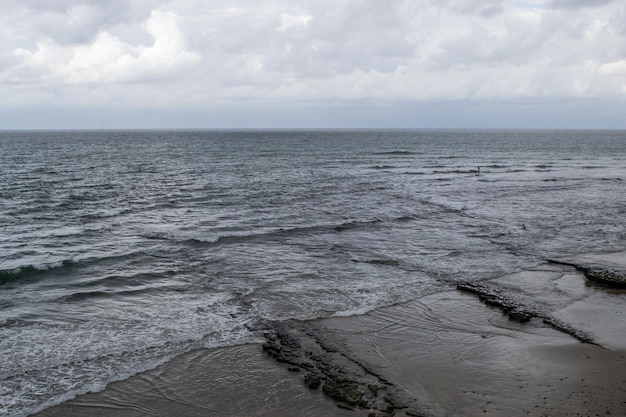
[4,129,625,416]
[34,253,626,417]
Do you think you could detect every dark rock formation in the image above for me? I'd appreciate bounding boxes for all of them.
[456,282,598,345]
[456,282,535,323]
[304,373,321,389]
[549,259,626,288]
[253,320,425,416]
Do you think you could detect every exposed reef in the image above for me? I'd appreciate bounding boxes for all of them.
[549,259,626,288]
[456,282,599,345]
[253,319,425,417]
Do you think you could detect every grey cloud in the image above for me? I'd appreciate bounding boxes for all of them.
[428,0,505,16]
[547,0,616,9]
[610,7,626,38]
[427,26,539,70]
[269,2,415,75]
[17,0,157,15]
[186,1,416,81]
[13,0,84,12]
[12,0,161,45]
[2,0,626,120]
[0,53,22,78]
[427,5,606,71]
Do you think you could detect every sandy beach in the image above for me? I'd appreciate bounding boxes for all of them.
[34,253,626,417]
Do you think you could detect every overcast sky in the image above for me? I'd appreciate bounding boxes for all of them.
[1,0,625,129]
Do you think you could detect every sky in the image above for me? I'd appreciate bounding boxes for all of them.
[1,0,626,129]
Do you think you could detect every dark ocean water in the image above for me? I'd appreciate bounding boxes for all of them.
[1,129,625,416]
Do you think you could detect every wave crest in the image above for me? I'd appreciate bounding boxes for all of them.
[0,260,74,286]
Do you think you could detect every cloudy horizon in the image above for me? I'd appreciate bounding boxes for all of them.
[2,0,626,129]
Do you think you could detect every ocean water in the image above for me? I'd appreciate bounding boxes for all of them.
[1,129,624,416]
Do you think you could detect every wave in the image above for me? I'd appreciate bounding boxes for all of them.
[432,169,479,174]
[170,218,395,248]
[370,165,398,170]
[1,333,225,417]
[80,207,133,220]
[0,252,162,287]
[57,287,156,303]
[66,268,181,294]
[418,198,470,215]
[0,260,74,286]
[333,218,383,232]
[374,151,418,155]
[350,258,402,267]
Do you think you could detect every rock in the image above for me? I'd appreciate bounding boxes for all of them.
[582,266,626,288]
[257,319,420,414]
[457,283,535,323]
[508,309,532,323]
[456,282,599,345]
[322,380,371,409]
[548,259,626,288]
[304,373,321,389]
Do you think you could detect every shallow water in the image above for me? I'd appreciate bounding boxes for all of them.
[32,345,362,417]
[1,129,625,416]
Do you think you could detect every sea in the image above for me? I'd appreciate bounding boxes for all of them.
[1,129,625,416]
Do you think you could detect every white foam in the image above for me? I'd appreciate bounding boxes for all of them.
[0,290,260,417]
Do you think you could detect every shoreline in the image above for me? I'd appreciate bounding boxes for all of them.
[34,253,626,417]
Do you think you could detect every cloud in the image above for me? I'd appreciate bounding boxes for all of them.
[8,9,200,84]
[1,0,626,123]
[429,0,505,16]
[5,0,161,45]
[600,60,626,76]
[278,13,312,32]
[546,0,617,9]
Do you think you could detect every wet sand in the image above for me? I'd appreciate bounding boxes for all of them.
[35,253,626,417]
[317,290,626,416]
[33,344,362,417]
